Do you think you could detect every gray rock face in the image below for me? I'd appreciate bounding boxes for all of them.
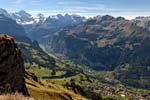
[0,34,28,95]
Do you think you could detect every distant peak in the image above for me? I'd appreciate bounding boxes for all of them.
[93,15,114,21]
[0,8,10,18]
[19,10,27,13]
[135,16,150,20]
[65,13,70,17]
[56,14,63,17]
[37,13,44,17]
[17,10,31,16]
[0,8,7,12]
[102,15,114,19]
[116,16,125,20]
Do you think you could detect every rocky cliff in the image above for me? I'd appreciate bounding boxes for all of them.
[0,34,28,95]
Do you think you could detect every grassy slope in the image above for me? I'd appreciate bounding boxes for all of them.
[25,72,87,100]
[0,93,35,100]
[16,38,55,69]
[26,58,150,100]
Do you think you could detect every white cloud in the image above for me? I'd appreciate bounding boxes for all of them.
[26,1,150,20]
[110,11,150,19]
[28,9,87,17]
[30,0,43,5]
[28,9,150,20]
[11,0,24,4]
[74,4,118,12]
[57,1,84,5]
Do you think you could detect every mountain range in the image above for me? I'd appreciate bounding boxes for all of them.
[1,8,150,99]
[0,8,86,40]
[39,15,150,88]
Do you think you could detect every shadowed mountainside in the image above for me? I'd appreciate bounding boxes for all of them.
[41,15,150,88]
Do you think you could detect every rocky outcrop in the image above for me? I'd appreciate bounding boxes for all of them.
[0,34,28,95]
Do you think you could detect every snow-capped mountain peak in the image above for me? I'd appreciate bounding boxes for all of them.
[0,8,86,27]
[18,10,32,18]
[11,10,34,25]
[0,8,11,18]
[33,13,46,24]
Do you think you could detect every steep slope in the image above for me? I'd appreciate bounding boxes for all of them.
[41,15,150,88]
[16,37,56,68]
[11,10,34,25]
[0,34,28,95]
[0,8,11,18]
[11,10,46,25]
[25,72,88,100]
[11,11,46,36]
[0,14,26,37]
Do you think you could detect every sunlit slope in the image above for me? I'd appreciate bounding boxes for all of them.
[25,72,88,100]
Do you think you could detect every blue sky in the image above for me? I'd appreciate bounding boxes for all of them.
[0,0,150,19]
